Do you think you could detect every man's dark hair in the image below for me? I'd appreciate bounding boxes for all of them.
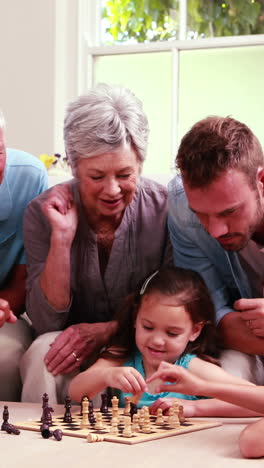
[177,116,264,189]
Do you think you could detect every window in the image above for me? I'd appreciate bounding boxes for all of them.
[78,1,264,182]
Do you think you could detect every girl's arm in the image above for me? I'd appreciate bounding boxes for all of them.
[69,355,147,403]
[69,357,119,402]
[147,360,264,417]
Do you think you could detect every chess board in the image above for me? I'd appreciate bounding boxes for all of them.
[15,408,221,445]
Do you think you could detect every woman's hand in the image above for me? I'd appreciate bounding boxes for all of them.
[146,361,205,396]
[42,185,78,244]
[105,367,147,394]
[44,322,116,375]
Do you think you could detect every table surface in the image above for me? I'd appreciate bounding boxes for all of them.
[0,402,262,468]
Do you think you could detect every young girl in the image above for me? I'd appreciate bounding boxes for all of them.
[69,267,259,417]
[147,361,264,458]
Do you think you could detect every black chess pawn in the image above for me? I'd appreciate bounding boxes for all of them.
[5,423,20,435]
[100,393,108,414]
[88,400,96,424]
[1,405,9,431]
[53,429,63,441]
[63,395,72,423]
[40,424,52,439]
[130,402,138,419]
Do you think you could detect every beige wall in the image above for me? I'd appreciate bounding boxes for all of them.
[0,0,78,157]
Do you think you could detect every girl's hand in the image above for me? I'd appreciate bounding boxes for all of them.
[150,398,198,418]
[146,361,205,396]
[149,397,176,415]
[106,367,147,395]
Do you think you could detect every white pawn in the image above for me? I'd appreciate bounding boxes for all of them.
[132,413,140,432]
[168,407,180,428]
[110,420,119,435]
[94,411,104,430]
[122,416,133,437]
[155,408,164,425]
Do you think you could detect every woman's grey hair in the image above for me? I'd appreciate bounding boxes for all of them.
[64,83,149,172]
[0,110,6,132]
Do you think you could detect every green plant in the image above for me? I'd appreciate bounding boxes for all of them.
[101,0,264,43]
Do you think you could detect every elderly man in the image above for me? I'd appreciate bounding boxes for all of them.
[0,110,48,400]
[169,116,264,384]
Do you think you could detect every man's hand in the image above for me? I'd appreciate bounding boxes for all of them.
[41,185,78,244]
[235,298,264,337]
[44,322,117,376]
[0,299,17,327]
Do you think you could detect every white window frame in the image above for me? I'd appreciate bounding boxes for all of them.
[77,0,264,169]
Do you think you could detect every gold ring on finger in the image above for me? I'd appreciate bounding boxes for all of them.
[72,351,79,361]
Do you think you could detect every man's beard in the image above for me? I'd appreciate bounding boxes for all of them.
[219,193,264,252]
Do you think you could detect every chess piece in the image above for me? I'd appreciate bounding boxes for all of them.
[41,424,52,439]
[87,433,104,443]
[111,396,119,419]
[139,407,145,426]
[94,412,104,430]
[179,405,185,423]
[122,416,133,437]
[100,393,108,414]
[109,420,118,435]
[132,413,140,432]
[81,395,89,416]
[64,396,72,423]
[168,407,180,428]
[5,423,20,435]
[41,393,49,423]
[141,407,151,433]
[130,402,138,418]
[1,405,9,431]
[53,429,63,441]
[155,408,165,425]
[43,404,54,427]
[123,397,131,416]
[81,396,90,429]
[88,400,96,424]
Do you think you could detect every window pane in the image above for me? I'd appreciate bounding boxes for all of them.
[101,0,180,44]
[94,52,173,179]
[101,0,264,44]
[178,45,264,147]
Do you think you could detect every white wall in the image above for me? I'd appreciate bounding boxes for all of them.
[0,0,79,157]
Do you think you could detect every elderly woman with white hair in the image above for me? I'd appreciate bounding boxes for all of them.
[20,83,172,404]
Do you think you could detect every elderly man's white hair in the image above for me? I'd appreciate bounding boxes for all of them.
[0,110,6,131]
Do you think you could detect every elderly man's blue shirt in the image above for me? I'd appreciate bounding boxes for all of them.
[0,148,48,286]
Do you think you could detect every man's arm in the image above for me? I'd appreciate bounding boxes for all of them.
[0,264,26,316]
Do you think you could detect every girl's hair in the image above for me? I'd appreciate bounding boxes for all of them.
[101,266,219,363]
